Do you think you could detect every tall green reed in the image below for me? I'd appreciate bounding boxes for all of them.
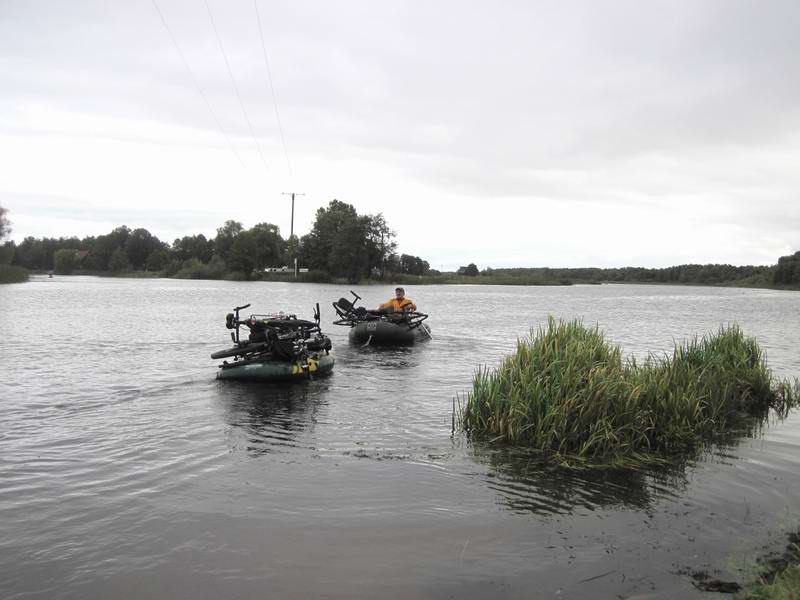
[458,317,798,464]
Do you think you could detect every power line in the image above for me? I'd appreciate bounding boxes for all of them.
[150,0,245,168]
[254,0,292,176]
[204,0,270,173]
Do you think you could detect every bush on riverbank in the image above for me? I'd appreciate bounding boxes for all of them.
[457,317,798,463]
[0,264,28,283]
[173,257,226,280]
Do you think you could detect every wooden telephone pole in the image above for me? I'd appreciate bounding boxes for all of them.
[282,192,304,276]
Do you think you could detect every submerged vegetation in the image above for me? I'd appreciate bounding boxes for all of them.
[457,318,798,465]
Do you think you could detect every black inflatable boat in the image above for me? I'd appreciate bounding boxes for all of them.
[211,303,334,380]
[332,291,431,346]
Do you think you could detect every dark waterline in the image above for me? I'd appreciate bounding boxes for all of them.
[1,277,799,599]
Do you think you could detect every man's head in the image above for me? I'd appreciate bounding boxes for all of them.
[395,287,405,300]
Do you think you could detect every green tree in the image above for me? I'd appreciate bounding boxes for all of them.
[85,226,130,271]
[300,200,359,273]
[14,237,46,270]
[300,200,398,282]
[365,214,396,278]
[458,263,480,276]
[126,228,162,270]
[774,252,800,285]
[108,247,129,272]
[172,234,214,263]
[53,248,79,274]
[146,248,170,272]
[214,220,244,264]
[330,215,371,283]
[227,231,257,279]
[0,204,10,240]
[248,222,286,270]
[399,254,430,276]
[0,241,15,266]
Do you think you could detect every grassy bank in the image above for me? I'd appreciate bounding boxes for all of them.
[745,566,800,599]
[739,531,800,599]
[32,268,800,291]
[41,269,569,286]
[0,264,28,283]
[457,317,798,465]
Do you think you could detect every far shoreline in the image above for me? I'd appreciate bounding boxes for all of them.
[17,270,800,293]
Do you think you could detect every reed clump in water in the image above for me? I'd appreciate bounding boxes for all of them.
[458,317,798,463]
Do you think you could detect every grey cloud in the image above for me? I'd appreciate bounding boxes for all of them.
[2,0,799,265]
[4,192,226,241]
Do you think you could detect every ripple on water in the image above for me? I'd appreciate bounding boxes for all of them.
[1,279,800,599]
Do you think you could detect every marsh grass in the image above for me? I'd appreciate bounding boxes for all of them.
[744,565,800,600]
[457,317,799,465]
[743,532,800,600]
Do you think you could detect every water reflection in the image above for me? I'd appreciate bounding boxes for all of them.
[472,445,698,515]
[216,381,329,457]
[339,344,422,370]
[466,402,786,517]
[3,279,799,600]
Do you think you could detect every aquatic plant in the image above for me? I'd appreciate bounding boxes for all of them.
[457,317,799,463]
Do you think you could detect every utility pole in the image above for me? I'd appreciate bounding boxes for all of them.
[282,192,304,277]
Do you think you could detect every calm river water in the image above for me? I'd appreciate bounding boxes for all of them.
[1,277,799,599]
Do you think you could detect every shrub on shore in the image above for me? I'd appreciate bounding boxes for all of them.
[0,264,28,284]
[457,317,798,463]
[173,257,226,280]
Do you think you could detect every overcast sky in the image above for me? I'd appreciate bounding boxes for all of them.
[1,0,799,269]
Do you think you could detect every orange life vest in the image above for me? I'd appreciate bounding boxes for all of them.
[381,297,416,312]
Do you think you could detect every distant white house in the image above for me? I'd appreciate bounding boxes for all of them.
[264,266,309,273]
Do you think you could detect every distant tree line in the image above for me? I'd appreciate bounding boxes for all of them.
[3,200,797,288]
[481,262,785,287]
[1,200,433,282]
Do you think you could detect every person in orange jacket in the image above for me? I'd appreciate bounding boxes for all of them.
[378,287,417,313]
